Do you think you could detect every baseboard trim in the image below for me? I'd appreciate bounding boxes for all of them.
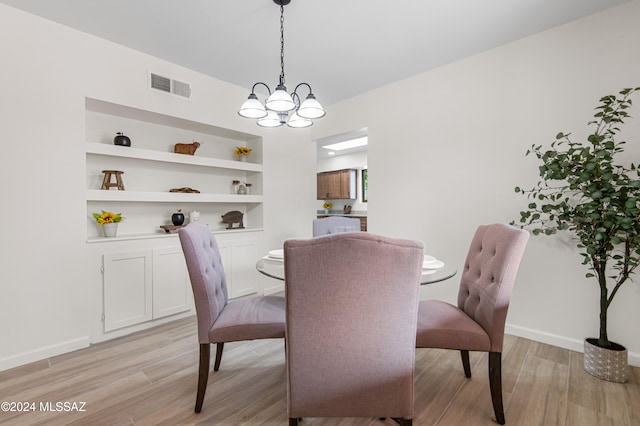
[263,283,284,295]
[0,337,90,372]
[506,324,640,367]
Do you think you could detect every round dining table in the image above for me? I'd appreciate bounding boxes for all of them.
[256,255,457,285]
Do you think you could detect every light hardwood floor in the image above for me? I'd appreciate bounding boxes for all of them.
[1,316,638,426]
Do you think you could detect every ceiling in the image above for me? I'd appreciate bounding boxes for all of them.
[1,0,629,158]
[1,0,628,107]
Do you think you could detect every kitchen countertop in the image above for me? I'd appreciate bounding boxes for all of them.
[317,210,367,217]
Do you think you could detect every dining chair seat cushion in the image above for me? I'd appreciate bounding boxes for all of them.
[209,295,285,343]
[416,299,491,351]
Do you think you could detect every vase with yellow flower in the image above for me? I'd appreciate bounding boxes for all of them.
[322,202,332,215]
[234,146,252,162]
[93,210,124,237]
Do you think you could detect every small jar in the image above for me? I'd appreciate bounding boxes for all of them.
[237,183,247,195]
[231,180,240,194]
[245,183,252,195]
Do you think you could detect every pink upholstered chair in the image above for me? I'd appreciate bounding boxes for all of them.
[284,232,424,425]
[312,216,361,236]
[415,223,529,424]
[178,223,286,413]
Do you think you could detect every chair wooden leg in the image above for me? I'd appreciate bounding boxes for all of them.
[390,418,411,425]
[488,352,505,425]
[195,344,210,413]
[213,342,224,371]
[460,350,472,378]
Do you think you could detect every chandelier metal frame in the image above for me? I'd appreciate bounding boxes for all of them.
[237,0,325,128]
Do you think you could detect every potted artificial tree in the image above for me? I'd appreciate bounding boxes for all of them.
[513,87,640,382]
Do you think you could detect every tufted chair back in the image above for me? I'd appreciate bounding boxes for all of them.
[313,216,361,236]
[178,223,285,413]
[457,223,529,353]
[284,232,423,425]
[178,222,229,344]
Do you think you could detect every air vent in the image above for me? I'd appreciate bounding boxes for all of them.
[149,72,191,99]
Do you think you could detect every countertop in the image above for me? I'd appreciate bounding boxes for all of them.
[317,210,367,217]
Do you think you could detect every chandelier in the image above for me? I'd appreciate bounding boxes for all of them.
[238,0,325,128]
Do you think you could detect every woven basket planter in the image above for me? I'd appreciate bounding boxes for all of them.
[583,338,628,383]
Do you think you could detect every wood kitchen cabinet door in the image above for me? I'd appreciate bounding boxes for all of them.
[317,171,332,199]
[317,169,356,199]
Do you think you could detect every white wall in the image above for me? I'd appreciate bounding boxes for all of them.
[313,1,640,365]
[0,4,315,370]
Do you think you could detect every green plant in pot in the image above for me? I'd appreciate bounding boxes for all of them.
[513,87,640,383]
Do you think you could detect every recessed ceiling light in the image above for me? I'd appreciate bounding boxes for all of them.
[328,151,335,155]
[322,136,367,151]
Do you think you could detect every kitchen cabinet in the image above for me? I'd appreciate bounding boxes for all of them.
[152,247,192,318]
[317,169,356,200]
[99,230,262,334]
[103,250,153,332]
[103,247,191,332]
[215,234,260,299]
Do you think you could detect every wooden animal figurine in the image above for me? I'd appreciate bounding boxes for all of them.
[174,141,200,155]
[169,187,200,193]
[221,210,244,229]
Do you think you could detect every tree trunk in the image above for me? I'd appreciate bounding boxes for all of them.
[598,270,609,348]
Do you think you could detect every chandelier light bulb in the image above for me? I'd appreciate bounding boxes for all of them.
[296,93,326,119]
[238,93,268,119]
[257,110,285,128]
[265,85,296,112]
[287,111,313,128]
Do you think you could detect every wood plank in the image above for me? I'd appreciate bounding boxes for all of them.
[1,317,638,425]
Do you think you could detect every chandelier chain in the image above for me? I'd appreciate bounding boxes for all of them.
[279,3,285,85]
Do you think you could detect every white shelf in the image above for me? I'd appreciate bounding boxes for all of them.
[86,227,265,243]
[87,189,263,203]
[86,142,262,172]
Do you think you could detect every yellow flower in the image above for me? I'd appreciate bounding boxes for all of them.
[93,210,124,225]
[322,202,332,209]
[234,146,252,156]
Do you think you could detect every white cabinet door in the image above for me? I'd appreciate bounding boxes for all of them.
[216,239,233,298]
[216,235,260,299]
[103,251,152,332]
[153,247,192,319]
[230,239,259,298]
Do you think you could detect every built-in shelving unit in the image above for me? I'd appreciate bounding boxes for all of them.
[85,97,264,241]
[85,98,266,342]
